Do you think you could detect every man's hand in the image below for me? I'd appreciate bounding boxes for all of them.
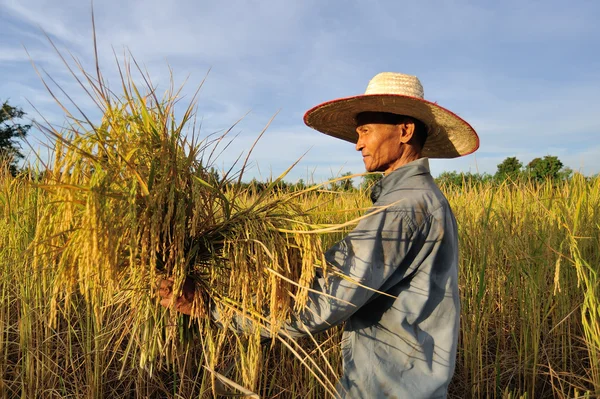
[158,277,196,315]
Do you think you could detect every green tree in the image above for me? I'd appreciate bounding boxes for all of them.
[293,178,306,191]
[527,155,564,182]
[1,101,31,175]
[495,157,523,181]
[340,172,355,191]
[361,172,383,191]
[558,167,573,180]
[329,172,355,191]
[435,171,493,188]
[436,171,464,187]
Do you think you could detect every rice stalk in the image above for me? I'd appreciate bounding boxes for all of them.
[26,42,353,394]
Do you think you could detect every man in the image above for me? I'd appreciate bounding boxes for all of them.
[160,72,479,398]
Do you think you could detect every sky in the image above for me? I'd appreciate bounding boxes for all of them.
[1,0,599,182]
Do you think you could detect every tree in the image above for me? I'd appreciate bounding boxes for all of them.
[361,172,383,191]
[435,171,464,187]
[1,101,31,175]
[495,157,522,181]
[435,171,492,188]
[558,166,573,181]
[292,178,306,191]
[527,155,564,182]
[329,172,355,191]
[340,172,354,191]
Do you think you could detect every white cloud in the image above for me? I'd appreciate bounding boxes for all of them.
[2,0,599,181]
[0,0,90,46]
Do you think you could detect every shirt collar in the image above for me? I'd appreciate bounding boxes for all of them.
[370,158,431,203]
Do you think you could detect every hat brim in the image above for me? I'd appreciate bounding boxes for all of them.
[304,94,479,158]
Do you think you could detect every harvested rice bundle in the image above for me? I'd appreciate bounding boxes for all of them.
[30,59,341,393]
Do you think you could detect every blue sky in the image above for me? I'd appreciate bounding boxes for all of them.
[1,0,599,182]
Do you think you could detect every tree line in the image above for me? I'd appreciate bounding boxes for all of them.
[0,100,592,188]
[223,153,582,194]
[435,155,578,188]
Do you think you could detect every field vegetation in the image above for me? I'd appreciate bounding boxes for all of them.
[0,46,598,398]
[2,156,599,398]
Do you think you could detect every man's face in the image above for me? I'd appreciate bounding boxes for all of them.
[355,113,404,173]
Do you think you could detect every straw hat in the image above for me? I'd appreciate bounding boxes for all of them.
[304,72,479,158]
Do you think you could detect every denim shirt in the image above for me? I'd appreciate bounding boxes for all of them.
[290,157,460,398]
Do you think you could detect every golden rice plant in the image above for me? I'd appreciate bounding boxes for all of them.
[445,176,600,398]
[2,150,600,397]
[26,50,356,396]
[1,30,596,398]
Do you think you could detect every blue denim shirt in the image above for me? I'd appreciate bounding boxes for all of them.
[289,158,460,398]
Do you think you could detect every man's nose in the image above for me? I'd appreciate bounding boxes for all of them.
[355,137,364,152]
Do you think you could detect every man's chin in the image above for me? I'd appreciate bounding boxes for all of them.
[364,165,379,173]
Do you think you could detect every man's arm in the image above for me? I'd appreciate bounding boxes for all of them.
[159,207,415,337]
[282,207,415,336]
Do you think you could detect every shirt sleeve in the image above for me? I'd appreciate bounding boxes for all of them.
[282,206,416,336]
[212,206,416,339]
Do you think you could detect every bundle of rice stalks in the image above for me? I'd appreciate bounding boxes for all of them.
[28,52,346,395]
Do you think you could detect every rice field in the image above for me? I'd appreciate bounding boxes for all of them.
[2,153,599,398]
[0,49,599,398]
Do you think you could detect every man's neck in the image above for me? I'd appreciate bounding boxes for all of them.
[384,148,422,175]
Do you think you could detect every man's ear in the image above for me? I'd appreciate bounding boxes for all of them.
[398,121,415,144]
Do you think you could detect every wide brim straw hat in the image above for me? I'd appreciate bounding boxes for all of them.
[304,72,479,158]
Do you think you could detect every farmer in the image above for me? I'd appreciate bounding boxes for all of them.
[159,72,479,398]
